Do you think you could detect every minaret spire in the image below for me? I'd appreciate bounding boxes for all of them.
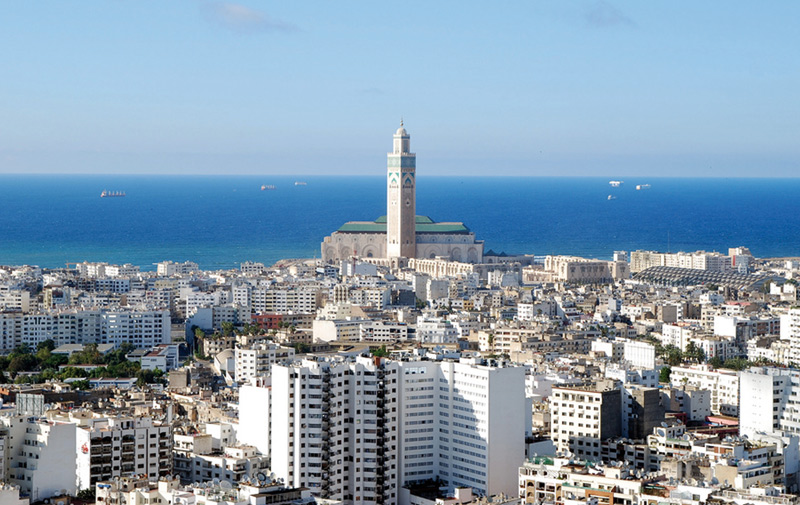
[386,122,416,259]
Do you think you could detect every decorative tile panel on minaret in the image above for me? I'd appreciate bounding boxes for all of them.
[386,121,416,258]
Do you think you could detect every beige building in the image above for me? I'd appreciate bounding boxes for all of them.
[524,255,629,284]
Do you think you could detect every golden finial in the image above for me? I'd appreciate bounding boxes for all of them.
[400,117,404,127]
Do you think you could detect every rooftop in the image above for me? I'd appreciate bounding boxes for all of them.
[336,215,471,234]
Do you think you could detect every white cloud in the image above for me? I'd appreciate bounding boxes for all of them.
[203,2,297,33]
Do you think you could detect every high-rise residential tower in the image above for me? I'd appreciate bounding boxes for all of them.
[386,121,416,259]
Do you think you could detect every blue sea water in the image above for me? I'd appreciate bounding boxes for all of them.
[0,175,798,270]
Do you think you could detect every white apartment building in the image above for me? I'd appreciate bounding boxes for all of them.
[360,320,409,342]
[71,414,173,489]
[238,380,271,456]
[0,290,30,313]
[232,284,252,310]
[630,250,732,274]
[780,309,800,363]
[268,356,526,505]
[689,334,738,362]
[240,261,266,275]
[312,318,365,342]
[349,287,391,309]
[251,287,321,314]
[137,344,181,372]
[104,263,140,277]
[670,364,739,416]
[623,340,656,369]
[234,344,295,382]
[94,277,131,293]
[156,260,199,276]
[661,323,702,351]
[173,433,268,484]
[0,415,78,501]
[549,384,622,459]
[739,367,800,489]
[0,309,170,349]
[416,317,458,344]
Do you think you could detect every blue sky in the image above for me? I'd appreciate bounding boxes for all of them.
[1,1,798,176]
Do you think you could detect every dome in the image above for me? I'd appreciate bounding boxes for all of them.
[395,127,408,136]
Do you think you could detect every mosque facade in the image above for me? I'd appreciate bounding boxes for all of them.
[321,124,484,263]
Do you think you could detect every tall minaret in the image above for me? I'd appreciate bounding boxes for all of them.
[386,121,416,259]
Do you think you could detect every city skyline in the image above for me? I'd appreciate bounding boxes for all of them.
[2,2,799,177]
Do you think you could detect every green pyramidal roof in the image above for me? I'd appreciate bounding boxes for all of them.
[336,215,470,234]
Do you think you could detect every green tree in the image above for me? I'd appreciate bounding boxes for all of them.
[721,357,752,371]
[8,354,38,373]
[292,342,311,354]
[685,342,705,363]
[663,345,683,366]
[371,345,389,358]
[59,366,89,379]
[659,366,672,383]
[68,343,102,365]
[36,339,56,353]
[77,488,96,500]
[221,321,235,337]
[71,379,92,390]
[708,356,723,368]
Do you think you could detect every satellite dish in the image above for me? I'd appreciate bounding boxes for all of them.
[257,472,267,482]
[212,478,220,486]
[220,480,232,489]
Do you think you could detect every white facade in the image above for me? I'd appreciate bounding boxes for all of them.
[156,260,199,276]
[312,318,365,342]
[270,357,526,504]
[73,414,173,489]
[360,320,409,342]
[234,344,295,382]
[416,317,459,344]
[0,309,170,350]
[670,364,740,416]
[238,381,271,456]
[623,340,656,369]
[1,416,78,501]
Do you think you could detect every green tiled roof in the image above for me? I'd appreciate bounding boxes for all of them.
[336,215,470,234]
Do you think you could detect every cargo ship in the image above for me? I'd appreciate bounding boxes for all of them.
[100,190,125,197]
[261,185,277,191]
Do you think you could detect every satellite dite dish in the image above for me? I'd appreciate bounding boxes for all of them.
[220,480,233,489]
[257,472,267,482]
[212,478,220,486]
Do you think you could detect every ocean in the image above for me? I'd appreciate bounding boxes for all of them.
[1,175,798,270]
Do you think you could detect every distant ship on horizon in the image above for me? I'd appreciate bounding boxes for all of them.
[261,185,277,191]
[607,194,617,200]
[100,190,125,198]
[636,184,651,190]
[294,181,307,186]
[609,180,623,187]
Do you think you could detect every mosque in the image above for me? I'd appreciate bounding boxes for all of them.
[321,123,484,263]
